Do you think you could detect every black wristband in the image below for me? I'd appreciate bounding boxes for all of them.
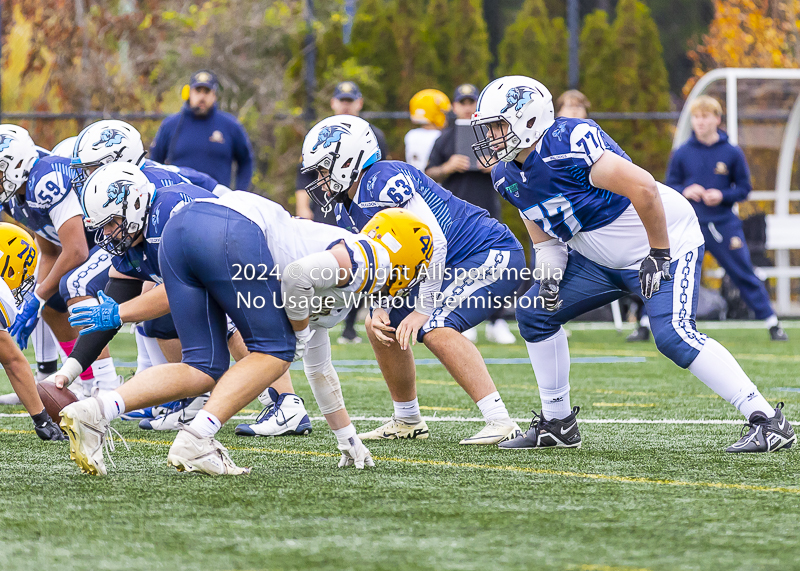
[649,248,671,258]
[31,408,49,425]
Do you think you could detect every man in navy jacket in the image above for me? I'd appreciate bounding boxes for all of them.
[665,95,786,341]
[150,70,254,190]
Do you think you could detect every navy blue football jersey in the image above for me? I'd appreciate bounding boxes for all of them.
[142,159,219,192]
[335,160,520,267]
[112,183,215,282]
[492,118,631,242]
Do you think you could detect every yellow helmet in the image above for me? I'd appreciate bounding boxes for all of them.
[409,89,452,129]
[0,223,37,304]
[360,208,433,297]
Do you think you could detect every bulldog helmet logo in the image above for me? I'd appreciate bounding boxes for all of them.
[501,86,538,117]
[94,128,126,148]
[104,180,133,208]
[312,125,350,152]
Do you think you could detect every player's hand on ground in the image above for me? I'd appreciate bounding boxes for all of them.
[539,278,562,311]
[337,436,375,469]
[445,154,471,175]
[34,416,67,441]
[639,248,672,299]
[395,310,428,351]
[370,308,396,347]
[702,188,723,206]
[682,184,705,202]
[69,291,121,335]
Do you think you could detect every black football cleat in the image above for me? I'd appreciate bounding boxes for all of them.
[499,407,581,449]
[626,325,651,342]
[726,402,796,453]
[769,325,789,342]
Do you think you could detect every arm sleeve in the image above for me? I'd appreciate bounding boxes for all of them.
[149,120,171,164]
[232,122,255,190]
[722,147,752,205]
[664,150,687,192]
[281,251,341,322]
[48,192,83,233]
[403,193,447,315]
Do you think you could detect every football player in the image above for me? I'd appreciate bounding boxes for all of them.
[471,75,795,453]
[49,162,307,434]
[60,189,431,475]
[302,115,524,445]
[0,223,65,440]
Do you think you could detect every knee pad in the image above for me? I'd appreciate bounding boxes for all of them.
[305,361,344,415]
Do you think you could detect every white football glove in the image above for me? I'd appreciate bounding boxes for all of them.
[337,435,375,469]
[293,326,315,362]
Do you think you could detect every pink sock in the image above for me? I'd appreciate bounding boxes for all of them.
[59,339,94,380]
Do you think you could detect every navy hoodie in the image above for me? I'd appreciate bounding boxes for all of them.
[150,103,254,190]
[665,130,752,223]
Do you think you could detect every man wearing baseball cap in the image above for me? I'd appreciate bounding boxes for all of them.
[150,70,255,190]
[426,83,514,345]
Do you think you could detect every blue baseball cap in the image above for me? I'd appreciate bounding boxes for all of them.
[190,70,218,91]
[333,81,362,101]
[454,83,479,103]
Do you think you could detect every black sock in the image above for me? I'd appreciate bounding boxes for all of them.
[37,360,58,375]
[31,408,49,425]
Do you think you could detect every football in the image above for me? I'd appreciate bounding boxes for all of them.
[36,381,78,426]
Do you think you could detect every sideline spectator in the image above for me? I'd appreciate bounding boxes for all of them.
[666,95,787,341]
[426,84,515,344]
[295,81,388,223]
[405,89,451,171]
[150,70,254,190]
[555,90,590,119]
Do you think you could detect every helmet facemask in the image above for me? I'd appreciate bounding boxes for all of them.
[302,141,364,214]
[471,117,522,168]
[70,147,146,196]
[84,186,151,256]
[0,159,25,203]
[11,270,35,305]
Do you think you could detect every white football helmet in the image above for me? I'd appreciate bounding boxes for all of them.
[0,125,39,203]
[71,120,146,195]
[471,76,554,167]
[81,162,155,255]
[301,115,381,213]
[50,136,78,158]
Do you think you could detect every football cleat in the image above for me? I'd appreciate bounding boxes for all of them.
[234,388,311,437]
[459,419,522,445]
[726,402,796,453]
[499,407,582,449]
[485,319,516,345]
[60,397,127,475]
[626,325,651,342]
[167,426,250,475]
[139,394,209,431]
[462,327,478,343]
[358,416,429,440]
[769,325,789,342]
[0,391,21,405]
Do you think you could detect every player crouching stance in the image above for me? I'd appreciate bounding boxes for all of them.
[0,224,64,440]
[471,76,795,453]
[60,188,432,475]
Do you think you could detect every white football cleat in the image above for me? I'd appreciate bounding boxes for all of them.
[459,419,522,445]
[485,319,516,345]
[60,397,127,475]
[337,435,375,469]
[234,389,312,437]
[358,416,429,440]
[167,426,250,476]
[0,391,21,405]
[139,394,209,431]
[462,327,478,343]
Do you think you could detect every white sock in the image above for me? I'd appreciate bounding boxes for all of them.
[476,391,511,422]
[765,314,779,329]
[99,390,126,420]
[142,334,169,367]
[688,337,772,419]
[134,329,153,374]
[32,320,59,363]
[332,423,357,448]
[393,398,421,422]
[189,409,222,438]
[640,315,651,329]
[526,327,572,420]
[91,358,119,392]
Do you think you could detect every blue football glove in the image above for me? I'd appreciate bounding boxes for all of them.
[69,291,122,335]
[9,289,44,350]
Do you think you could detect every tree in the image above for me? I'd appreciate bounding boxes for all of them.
[426,0,491,90]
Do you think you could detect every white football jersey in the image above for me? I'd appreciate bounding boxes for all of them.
[404,128,441,171]
[0,281,19,332]
[201,192,391,328]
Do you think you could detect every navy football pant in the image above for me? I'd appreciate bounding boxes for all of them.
[701,215,774,320]
[159,202,295,380]
[518,247,708,369]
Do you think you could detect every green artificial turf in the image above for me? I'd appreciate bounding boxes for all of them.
[0,325,798,571]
